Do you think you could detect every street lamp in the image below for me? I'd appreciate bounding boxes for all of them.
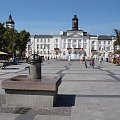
[44,44,49,60]
[34,35,36,54]
[33,35,36,59]
[48,44,49,60]
[13,42,17,65]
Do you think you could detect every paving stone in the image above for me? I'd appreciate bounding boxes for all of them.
[0,60,120,120]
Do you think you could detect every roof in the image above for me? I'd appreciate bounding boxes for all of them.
[0,51,8,55]
[34,35,53,38]
[72,15,79,20]
[98,35,113,40]
[90,35,98,37]
[6,14,14,24]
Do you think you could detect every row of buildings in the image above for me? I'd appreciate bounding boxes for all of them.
[5,14,116,60]
[26,15,116,60]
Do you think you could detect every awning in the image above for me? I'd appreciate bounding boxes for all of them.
[0,51,8,55]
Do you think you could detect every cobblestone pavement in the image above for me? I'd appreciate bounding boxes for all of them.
[0,60,120,120]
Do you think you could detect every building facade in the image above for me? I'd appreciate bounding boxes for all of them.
[26,15,116,60]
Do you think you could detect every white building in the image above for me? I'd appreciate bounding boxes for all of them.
[26,15,116,60]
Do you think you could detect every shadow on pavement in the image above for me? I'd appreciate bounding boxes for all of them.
[54,94,76,107]
[2,68,19,70]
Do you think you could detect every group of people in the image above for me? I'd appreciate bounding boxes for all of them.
[79,48,104,68]
[89,55,103,68]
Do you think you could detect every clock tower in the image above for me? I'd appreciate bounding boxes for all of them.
[72,15,79,30]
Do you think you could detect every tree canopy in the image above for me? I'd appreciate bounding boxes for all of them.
[0,22,30,57]
[114,29,120,47]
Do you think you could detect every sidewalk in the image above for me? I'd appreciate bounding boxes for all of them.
[0,60,120,120]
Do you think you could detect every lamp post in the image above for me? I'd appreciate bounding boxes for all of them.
[13,42,17,65]
[34,35,36,54]
[44,44,49,60]
[33,35,36,59]
[48,44,49,60]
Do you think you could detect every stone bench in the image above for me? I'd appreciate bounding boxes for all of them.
[1,75,62,107]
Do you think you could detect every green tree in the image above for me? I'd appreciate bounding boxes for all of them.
[0,22,6,51]
[0,22,30,58]
[114,29,120,64]
[18,30,30,57]
[3,28,14,52]
[114,29,120,48]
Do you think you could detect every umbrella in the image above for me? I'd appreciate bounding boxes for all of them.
[0,51,8,55]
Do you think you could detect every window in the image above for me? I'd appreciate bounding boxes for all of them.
[55,44,58,48]
[37,45,39,49]
[84,44,87,49]
[106,47,110,51]
[43,45,46,49]
[28,45,31,50]
[84,40,87,43]
[91,41,95,44]
[108,41,110,44]
[68,39,71,43]
[104,41,106,44]
[48,44,50,49]
[63,43,66,49]
[91,47,94,50]
[48,39,50,43]
[37,39,39,43]
[63,39,66,42]
[41,39,43,43]
[78,44,82,48]
[79,39,82,43]
[40,45,43,49]
[55,39,58,43]
[73,40,77,48]
[99,47,101,51]
[37,50,39,54]
[68,43,71,48]
[44,39,46,43]
[98,41,101,44]
[68,51,71,54]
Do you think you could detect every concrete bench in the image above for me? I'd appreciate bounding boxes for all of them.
[2,75,62,107]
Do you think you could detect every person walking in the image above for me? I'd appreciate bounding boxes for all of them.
[80,48,87,64]
[84,58,88,68]
[99,55,103,67]
[90,55,95,68]
[79,48,87,68]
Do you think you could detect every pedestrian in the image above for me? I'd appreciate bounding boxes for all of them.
[99,55,103,67]
[80,48,87,64]
[90,55,95,68]
[68,55,71,61]
[84,59,87,68]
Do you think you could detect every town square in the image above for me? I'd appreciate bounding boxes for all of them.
[0,0,120,120]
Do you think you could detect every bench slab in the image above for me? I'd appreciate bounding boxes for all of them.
[1,75,62,107]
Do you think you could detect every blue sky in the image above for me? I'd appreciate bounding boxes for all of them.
[0,0,120,35]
